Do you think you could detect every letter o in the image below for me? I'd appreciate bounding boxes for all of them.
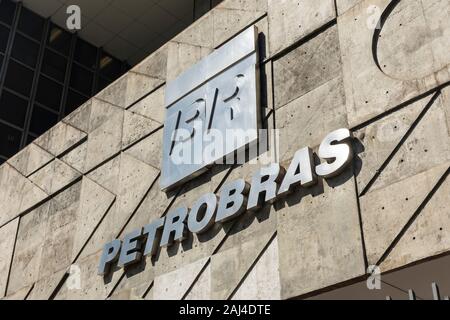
[188,193,218,234]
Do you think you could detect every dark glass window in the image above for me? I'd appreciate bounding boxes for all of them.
[0,24,9,53]
[65,89,87,115]
[29,105,58,135]
[27,134,36,144]
[0,54,3,72]
[74,38,97,69]
[0,90,28,127]
[70,63,93,95]
[11,33,40,67]
[47,24,71,56]
[35,75,62,111]
[0,0,16,25]
[194,0,211,20]
[97,76,112,92]
[0,122,22,158]
[41,49,67,82]
[17,6,44,40]
[4,60,34,96]
[99,52,122,79]
[0,157,5,165]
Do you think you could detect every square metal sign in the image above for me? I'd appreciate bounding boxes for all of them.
[161,26,260,191]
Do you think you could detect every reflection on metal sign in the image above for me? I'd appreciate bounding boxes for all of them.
[161,26,260,191]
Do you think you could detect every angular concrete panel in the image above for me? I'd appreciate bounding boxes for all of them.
[124,129,163,170]
[232,236,281,300]
[211,231,276,299]
[153,257,209,300]
[37,182,82,280]
[380,171,450,272]
[29,159,81,195]
[338,0,450,127]
[7,143,53,177]
[0,218,19,298]
[276,167,365,299]
[276,76,348,163]
[360,162,449,265]
[71,177,116,262]
[369,94,450,192]
[268,0,336,55]
[354,94,430,194]
[0,164,48,227]
[273,24,342,109]
[212,0,267,48]
[7,202,50,295]
[34,122,86,157]
[122,110,161,149]
[128,85,165,125]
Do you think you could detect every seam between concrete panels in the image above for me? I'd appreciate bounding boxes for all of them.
[3,216,20,298]
[358,90,442,197]
[267,18,337,63]
[353,172,369,270]
[227,231,278,300]
[350,81,450,132]
[375,167,450,267]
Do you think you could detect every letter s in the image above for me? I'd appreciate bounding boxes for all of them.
[315,128,353,178]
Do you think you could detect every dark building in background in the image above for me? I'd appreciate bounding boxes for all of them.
[0,0,130,165]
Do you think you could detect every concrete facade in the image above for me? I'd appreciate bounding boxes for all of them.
[0,0,449,300]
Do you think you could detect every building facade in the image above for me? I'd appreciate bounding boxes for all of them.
[0,0,449,300]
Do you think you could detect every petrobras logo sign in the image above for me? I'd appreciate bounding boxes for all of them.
[98,128,354,275]
[160,26,261,191]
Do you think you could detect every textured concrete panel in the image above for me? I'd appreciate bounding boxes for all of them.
[34,122,86,157]
[79,154,159,260]
[268,0,336,55]
[0,218,19,297]
[276,167,365,299]
[212,0,267,48]
[2,284,33,300]
[28,268,66,300]
[29,159,81,195]
[369,94,450,192]
[185,263,211,300]
[232,237,281,300]
[276,76,347,163]
[7,143,53,177]
[360,162,449,265]
[62,100,92,133]
[336,0,362,15]
[54,251,122,300]
[380,171,450,272]
[84,104,124,172]
[37,182,81,280]
[0,164,48,227]
[153,257,209,300]
[211,231,276,299]
[7,202,50,295]
[166,41,213,82]
[128,85,165,124]
[354,95,429,194]
[124,129,163,170]
[131,46,168,81]
[86,155,120,195]
[338,0,450,127]
[71,177,116,262]
[273,24,342,109]
[60,141,88,174]
[122,110,161,149]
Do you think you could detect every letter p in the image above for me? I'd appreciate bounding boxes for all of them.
[98,239,121,276]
